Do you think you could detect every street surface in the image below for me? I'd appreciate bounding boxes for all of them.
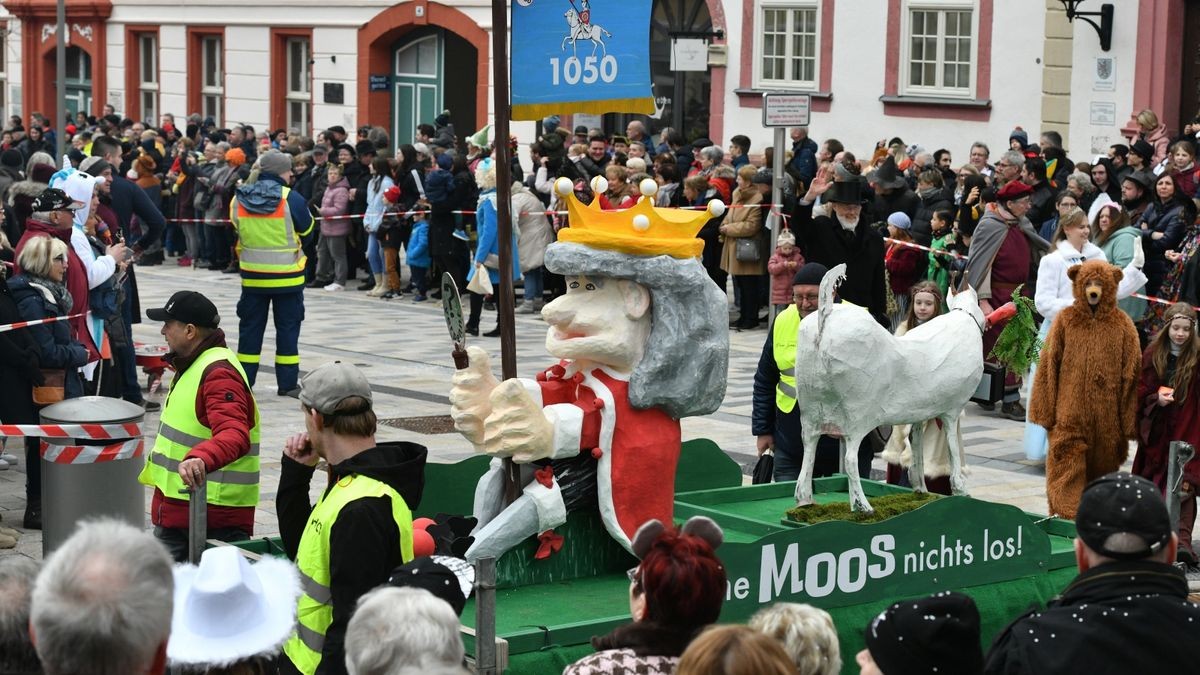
[0,263,1076,559]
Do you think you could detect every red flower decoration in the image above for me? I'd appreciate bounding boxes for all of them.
[535,529,564,560]
[535,466,555,488]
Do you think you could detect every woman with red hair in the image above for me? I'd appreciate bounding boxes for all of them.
[564,517,726,675]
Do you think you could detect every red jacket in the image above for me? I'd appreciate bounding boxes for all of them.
[14,219,99,361]
[150,329,257,534]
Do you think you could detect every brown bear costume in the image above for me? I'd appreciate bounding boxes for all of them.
[1029,260,1141,518]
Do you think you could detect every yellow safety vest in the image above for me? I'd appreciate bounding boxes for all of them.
[232,185,309,290]
[138,346,261,507]
[283,473,415,675]
[773,305,800,413]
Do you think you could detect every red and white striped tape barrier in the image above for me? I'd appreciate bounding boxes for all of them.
[40,437,144,463]
[0,422,145,464]
[0,312,86,334]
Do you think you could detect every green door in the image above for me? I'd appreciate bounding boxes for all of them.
[64,46,93,117]
[393,32,443,146]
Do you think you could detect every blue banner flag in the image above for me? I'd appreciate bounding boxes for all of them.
[511,0,655,120]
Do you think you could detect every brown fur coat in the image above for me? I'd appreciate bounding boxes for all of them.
[1029,260,1141,517]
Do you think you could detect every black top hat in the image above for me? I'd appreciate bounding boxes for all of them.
[825,179,865,205]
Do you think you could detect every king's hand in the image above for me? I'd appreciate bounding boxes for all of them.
[449,346,500,445]
[482,379,555,463]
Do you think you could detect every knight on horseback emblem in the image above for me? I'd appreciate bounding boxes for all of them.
[563,0,612,58]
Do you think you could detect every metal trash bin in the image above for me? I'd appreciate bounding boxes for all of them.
[39,396,146,554]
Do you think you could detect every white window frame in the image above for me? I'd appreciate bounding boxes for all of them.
[138,33,158,125]
[900,0,978,99]
[752,0,820,91]
[285,37,311,134]
[201,35,223,127]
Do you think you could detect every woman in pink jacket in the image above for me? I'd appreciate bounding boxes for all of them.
[314,162,352,291]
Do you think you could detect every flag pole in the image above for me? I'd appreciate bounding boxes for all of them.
[491,0,521,504]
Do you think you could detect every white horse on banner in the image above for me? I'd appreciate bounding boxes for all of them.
[562,9,612,58]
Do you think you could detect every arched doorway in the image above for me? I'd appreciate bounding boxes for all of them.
[604,0,714,143]
[359,1,488,145]
[390,28,477,145]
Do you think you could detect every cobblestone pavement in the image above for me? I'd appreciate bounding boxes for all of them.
[0,262,1094,560]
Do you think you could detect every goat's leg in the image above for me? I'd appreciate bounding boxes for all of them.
[908,421,928,493]
[845,433,875,514]
[944,413,969,496]
[794,425,824,506]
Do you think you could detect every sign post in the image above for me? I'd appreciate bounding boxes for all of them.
[761,93,811,325]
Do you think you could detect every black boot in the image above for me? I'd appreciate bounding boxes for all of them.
[23,499,41,530]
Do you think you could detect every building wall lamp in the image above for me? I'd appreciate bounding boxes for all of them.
[1059,0,1113,51]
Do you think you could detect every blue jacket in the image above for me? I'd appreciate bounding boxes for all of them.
[425,169,454,207]
[789,137,818,186]
[407,221,431,268]
[8,275,88,399]
[467,191,521,285]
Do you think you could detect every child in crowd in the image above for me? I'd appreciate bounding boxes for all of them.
[884,212,924,329]
[926,209,956,301]
[767,229,804,313]
[406,215,430,302]
[316,162,352,291]
[1133,302,1200,564]
[882,281,963,495]
[425,152,468,242]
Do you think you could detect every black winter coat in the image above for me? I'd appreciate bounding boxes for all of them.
[912,189,953,247]
[1137,199,1191,293]
[791,202,889,326]
[277,441,427,675]
[872,187,920,224]
[985,561,1200,675]
[8,275,88,399]
[0,273,42,424]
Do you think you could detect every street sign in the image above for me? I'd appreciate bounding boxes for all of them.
[369,75,390,92]
[761,92,811,128]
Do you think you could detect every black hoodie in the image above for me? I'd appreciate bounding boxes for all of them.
[277,440,427,675]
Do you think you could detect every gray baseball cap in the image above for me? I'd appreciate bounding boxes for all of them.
[299,362,373,415]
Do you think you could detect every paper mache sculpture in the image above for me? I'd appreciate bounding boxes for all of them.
[449,176,730,561]
[794,265,986,513]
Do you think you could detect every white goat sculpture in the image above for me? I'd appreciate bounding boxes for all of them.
[793,264,986,513]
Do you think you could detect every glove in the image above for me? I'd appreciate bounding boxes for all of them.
[1131,235,1145,270]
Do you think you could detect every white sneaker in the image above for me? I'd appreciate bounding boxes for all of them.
[323,283,345,292]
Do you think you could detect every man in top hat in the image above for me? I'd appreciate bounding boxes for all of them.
[985,473,1200,674]
[228,150,314,397]
[792,166,889,326]
[141,290,261,562]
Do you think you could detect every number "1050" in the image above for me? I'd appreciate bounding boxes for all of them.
[550,56,619,85]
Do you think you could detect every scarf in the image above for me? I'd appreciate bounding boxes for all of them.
[28,275,73,314]
[918,185,941,200]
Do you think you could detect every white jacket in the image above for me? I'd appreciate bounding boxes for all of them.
[1034,240,1148,323]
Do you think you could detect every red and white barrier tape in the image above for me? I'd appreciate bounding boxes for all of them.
[0,312,86,334]
[884,237,967,260]
[0,422,143,440]
[40,437,144,463]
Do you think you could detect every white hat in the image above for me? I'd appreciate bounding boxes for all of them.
[167,547,301,667]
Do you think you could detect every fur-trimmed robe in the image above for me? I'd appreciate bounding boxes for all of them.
[1029,259,1141,518]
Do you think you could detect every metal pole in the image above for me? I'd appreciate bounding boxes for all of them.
[184,482,207,565]
[769,127,785,326]
[1167,441,1195,536]
[474,557,498,675]
[491,0,521,505]
[55,0,66,166]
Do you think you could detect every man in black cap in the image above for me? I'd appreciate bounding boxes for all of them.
[1121,169,1153,224]
[141,290,260,561]
[858,591,983,675]
[752,263,873,481]
[985,472,1200,674]
[792,167,888,326]
[1127,139,1154,174]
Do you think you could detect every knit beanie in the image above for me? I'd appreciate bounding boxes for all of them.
[864,592,983,675]
[792,262,829,286]
[1009,127,1029,148]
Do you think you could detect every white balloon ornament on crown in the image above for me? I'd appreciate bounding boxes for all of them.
[632,214,651,231]
[639,178,658,198]
[707,200,726,218]
[591,175,609,195]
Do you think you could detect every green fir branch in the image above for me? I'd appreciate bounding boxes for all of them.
[988,284,1043,374]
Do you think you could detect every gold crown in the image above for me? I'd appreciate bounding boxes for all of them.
[554,177,724,259]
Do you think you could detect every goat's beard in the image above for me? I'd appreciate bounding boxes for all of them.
[835,212,859,231]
